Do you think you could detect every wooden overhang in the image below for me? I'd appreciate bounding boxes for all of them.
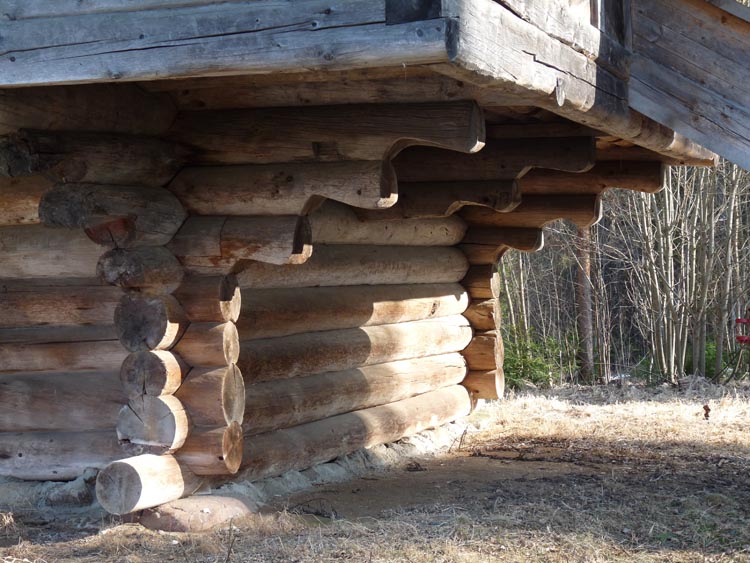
[1,0,747,168]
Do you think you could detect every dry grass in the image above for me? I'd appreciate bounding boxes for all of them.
[2,381,749,563]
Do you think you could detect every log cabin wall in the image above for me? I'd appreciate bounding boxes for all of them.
[0,74,674,515]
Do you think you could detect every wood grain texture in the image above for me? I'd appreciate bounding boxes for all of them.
[234,245,469,289]
[120,350,190,398]
[0,340,127,374]
[117,394,189,455]
[238,283,469,340]
[97,246,185,294]
[519,160,666,195]
[0,1,452,86]
[174,365,245,427]
[463,369,504,399]
[114,293,190,352]
[240,385,473,481]
[239,315,473,383]
[168,160,397,215]
[175,422,244,476]
[173,274,241,323]
[461,194,602,229]
[0,430,123,481]
[173,322,240,367]
[244,353,467,435]
[0,176,51,226]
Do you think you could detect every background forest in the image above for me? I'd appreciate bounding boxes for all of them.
[501,160,750,388]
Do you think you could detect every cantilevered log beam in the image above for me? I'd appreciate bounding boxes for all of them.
[168,161,398,216]
[519,161,666,195]
[0,1,454,86]
[394,137,596,182]
[459,227,543,264]
[461,195,602,229]
[167,101,484,163]
[168,216,312,269]
[0,131,188,186]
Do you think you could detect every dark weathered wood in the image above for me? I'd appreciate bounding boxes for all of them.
[462,195,602,229]
[393,137,596,182]
[173,322,240,367]
[238,283,469,340]
[519,160,666,195]
[174,365,245,427]
[117,395,189,455]
[386,0,442,24]
[40,184,187,248]
[175,423,244,476]
[0,324,117,344]
[97,246,185,294]
[173,275,241,323]
[0,371,125,432]
[114,294,190,352]
[168,216,312,270]
[0,224,102,278]
[0,340,127,374]
[311,200,467,244]
[168,101,484,164]
[96,454,203,515]
[168,160,398,215]
[0,130,188,186]
[0,430,124,481]
[0,2,453,87]
[239,316,472,383]
[0,84,176,135]
[235,245,469,289]
[240,385,473,480]
[463,369,504,400]
[0,176,51,225]
[244,353,467,435]
[120,350,190,398]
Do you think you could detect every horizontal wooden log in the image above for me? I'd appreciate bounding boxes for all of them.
[173,322,240,367]
[463,331,501,371]
[240,385,473,480]
[0,430,124,481]
[244,353,467,435]
[175,423,243,476]
[461,195,602,229]
[96,454,203,515]
[239,316,473,384]
[460,227,544,264]
[0,3,453,87]
[0,84,176,135]
[310,200,467,245]
[40,184,187,248]
[395,179,521,218]
[0,224,102,278]
[0,130,188,186]
[0,324,117,344]
[463,299,497,331]
[0,284,120,328]
[461,265,501,300]
[169,215,312,269]
[0,176,51,225]
[97,246,184,294]
[519,160,666,195]
[114,294,190,352]
[393,137,596,182]
[168,102,484,163]
[167,160,398,215]
[0,371,125,432]
[173,274,241,323]
[174,365,245,427]
[235,245,469,289]
[117,395,189,455]
[238,283,469,340]
[463,370,504,400]
[138,494,258,533]
[0,340,127,374]
[121,350,190,399]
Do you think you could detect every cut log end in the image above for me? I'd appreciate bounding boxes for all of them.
[115,294,190,352]
[97,247,184,293]
[176,423,244,476]
[120,350,190,398]
[117,395,189,455]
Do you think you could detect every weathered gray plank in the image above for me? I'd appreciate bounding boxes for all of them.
[0,1,452,86]
[704,0,750,23]
[630,0,750,169]
[2,0,226,19]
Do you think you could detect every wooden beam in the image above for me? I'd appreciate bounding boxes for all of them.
[459,227,544,264]
[463,369,504,400]
[117,395,189,455]
[393,137,596,182]
[167,101,484,164]
[0,1,454,87]
[97,246,185,294]
[519,160,665,195]
[167,160,398,216]
[461,194,602,229]
[238,283,469,340]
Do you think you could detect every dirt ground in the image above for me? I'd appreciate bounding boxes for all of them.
[2,380,749,563]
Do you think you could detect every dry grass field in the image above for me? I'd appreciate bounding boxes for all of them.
[2,380,749,563]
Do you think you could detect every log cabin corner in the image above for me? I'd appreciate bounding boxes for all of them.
[0,0,748,516]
